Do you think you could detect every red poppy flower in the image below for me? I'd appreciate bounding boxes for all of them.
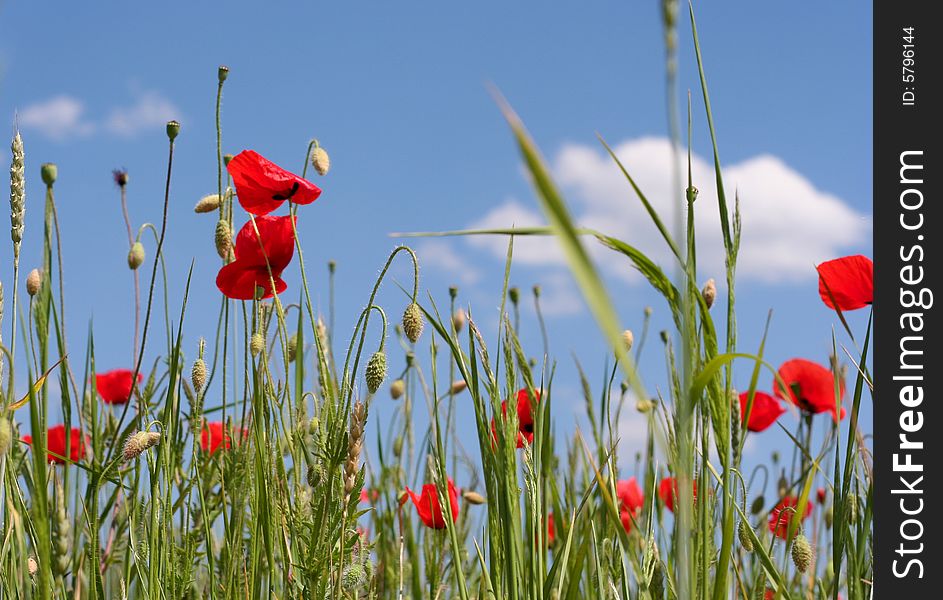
[764,590,775,600]
[227,150,321,216]
[547,513,555,545]
[816,487,827,505]
[200,421,247,455]
[95,369,143,405]
[22,424,87,464]
[360,488,380,504]
[490,388,541,448]
[216,215,297,300]
[402,478,459,529]
[657,477,698,513]
[817,255,873,311]
[774,359,846,421]
[768,496,813,539]
[616,477,644,533]
[739,391,786,432]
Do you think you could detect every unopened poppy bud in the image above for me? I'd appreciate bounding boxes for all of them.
[462,490,486,505]
[389,378,405,400]
[450,380,467,394]
[218,65,229,82]
[402,303,424,344]
[28,556,38,578]
[636,398,654,413]
[128,242,145,270]
[532,284,542,298]
[250,332,265,357]
[702,278,716,309]
[750,495,765,515]
[223,153,234,166]
[738,521,754,552]
[508,286,520,305]
[824,506,834,529]
[449,285,458,299]
[777,472,788,498]
[365,351,387,394]
[771,450,780,464]
[122,431,161,462]
[392,435,403,457]
[194,193,222,213]
[41,163,58,186]
[452,308,466,332]
[310,146,330,176]
[166,120,180,141]
[620,380,629,394]
[622,329,634,351]
[659,330,669,344]
[644,306,653,318]
[26,268,42,296]
[215,219,233,259]
[307,417,320,434]
[191,358,206,392]
[791,534,813,573]
[0,416,11,456]
[287,335,299,362]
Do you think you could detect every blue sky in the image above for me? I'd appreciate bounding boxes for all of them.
[1,1,872,472]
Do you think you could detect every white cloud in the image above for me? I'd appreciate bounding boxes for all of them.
[18,95,94,140]
[464,137,870,285]
[415,240,481,285]
[104,91,180,136]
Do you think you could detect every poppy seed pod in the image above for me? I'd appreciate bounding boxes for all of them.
[214,219,233,259]
[122,431,161,462]
[166,120,180,141]
[462,490,486,505]
[702,278,717,309]
[365,351,388,394]
[218,65,229,82]
[191,358,206,392]
[402,303,424,344]
[223,153,234,166]
[194,193,222,213]
[41,163,58,186]
[26,268,42,296]
[622,329,634,351]
[508,286,520,305]
[791,534,813,573]
[389,378,405,400]
[738,521,754,552]
[311,146,330,176]
[250,332,265,357]
[128,242,145,270]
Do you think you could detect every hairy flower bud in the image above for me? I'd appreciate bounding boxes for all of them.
[392,435,403,457]
[738,520,754,552]
[0,416,11,456]
[310,146,330,176]
[250,332,265,357]
[452,308,466,332]
[191,358,206,392]
[791,534,813,573]
[622,329,634,351]
[128,241,145,270]
[702,278,716,309]
[123,431,161,462]
[750,495,765,515]
[389,378,405,400]
[287,335,299,362]
[462,490,486,505]
[215,219,233,259]
[402,302,424,343]
[194,193,222,213]
[26,268,42,296]
[365,351,387,394]
[450,380,467,394]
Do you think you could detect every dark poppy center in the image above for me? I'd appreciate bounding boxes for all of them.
[272,181,300,201]
[521,423,534,434]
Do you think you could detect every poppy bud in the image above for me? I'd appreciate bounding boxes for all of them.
[287,335,299,362]
[365,351,387,394]
[659,330,669,344]
[28,556,38,578]
[250,332,265,357]
[392,435,403,457]
[402,303,424,344]
[215,219,233,259]
[389,378,405,400]
[791,534,813,573]
[0,416,11,456]
[824,506,834,529]
[702,278,716,309]
[191,358,206,392]
[450,380,467,394]
[738,520,754,552]
[508,286,520,305]
[166,120,180,141]
[452,308,466,332]
[449,285,458,299]
[26,268,42,296]
[41,163,58,186]
[122,430,161,462]
[644,306,653,318]
[341,562,367,591]
[223,153,234,166]
[194,193,222,214]
[771,451,780,464]
[218,65,229,82]
[777,472,788,498]
[462,490,486,505]
[636,398,654,413]
[128,242,145,270]
[310,146,330,176]
[750,495,765,515]
[622,329,634,351]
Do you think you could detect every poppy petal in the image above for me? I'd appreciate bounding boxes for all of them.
[739,391,786,432]
[817,255,873,311]
[774,358,845,419]
[228,150,321,216]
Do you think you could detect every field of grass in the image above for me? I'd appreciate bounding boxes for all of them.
[0,3,872,599]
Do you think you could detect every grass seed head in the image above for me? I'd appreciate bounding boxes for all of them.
[402,302,424,343]
[41,162,58,186]
[365,351,388,394]
[9,131,25,253]
[128,241,145,270]
[191,358,206,392]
